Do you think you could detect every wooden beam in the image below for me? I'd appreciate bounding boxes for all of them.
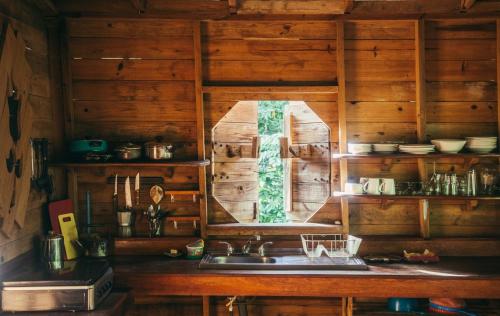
[193,20,208,239]
[460,0,477,12]
[336,20,350,236]
[497,19,500,151]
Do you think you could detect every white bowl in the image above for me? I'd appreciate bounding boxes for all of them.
[373,144,398,153]
[348,143,372,154]
[468,147,496,154]
[431,139,466,154]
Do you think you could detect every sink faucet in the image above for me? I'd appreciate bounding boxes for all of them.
[242,235,260,255]
[258,241,273,257]
[219,241,234,256]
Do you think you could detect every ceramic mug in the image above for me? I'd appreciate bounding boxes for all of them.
[379,178,396,195]
[360,178,383,195]
[345,183,364,194]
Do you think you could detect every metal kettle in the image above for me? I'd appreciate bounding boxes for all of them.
[41,231,64,269]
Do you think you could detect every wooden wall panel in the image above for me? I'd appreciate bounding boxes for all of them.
[67,18,198,236]
[0,0,66,263]
[424,19,500,238]
[202,20,337,83]
[344,20,418,238]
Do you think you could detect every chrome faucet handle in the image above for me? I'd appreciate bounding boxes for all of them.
[219,241,234,256]
[242,235,261,254]
[257,241,273,257]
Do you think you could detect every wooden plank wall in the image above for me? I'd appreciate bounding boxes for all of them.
[0,0,66,263]
[425,19,500,237]
[345,21,420,236]
[67,19,200,236]
[202,20,341,226]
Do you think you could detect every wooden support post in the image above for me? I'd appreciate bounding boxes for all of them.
[337,20,349,235]
[203,296,211,316]
[419,199,430,239]
[415,19,430,239]
[342,297,353,316]
[193,21,208,239]
[497,19,500,158]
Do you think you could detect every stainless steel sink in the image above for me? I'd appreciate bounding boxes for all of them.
[199,254,368,270]
[210,255,277,264]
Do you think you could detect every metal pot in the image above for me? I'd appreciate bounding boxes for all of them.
[144,141,173,160]
[41,231,64,270]
[114,143,142,160]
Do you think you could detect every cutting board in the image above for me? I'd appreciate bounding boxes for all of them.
[58,213,79,260]
[48,199,74,234]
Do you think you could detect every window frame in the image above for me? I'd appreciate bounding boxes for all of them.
[203,85,340,236]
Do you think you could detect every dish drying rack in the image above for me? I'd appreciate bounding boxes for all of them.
[301,234,362,258]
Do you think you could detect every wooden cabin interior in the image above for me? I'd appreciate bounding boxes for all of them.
[1,0,500,315]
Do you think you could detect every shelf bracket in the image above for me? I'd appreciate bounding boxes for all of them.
[464,157,480,170]
[380,158,394,172]
[463,199,479,211]
[379,198,395,210]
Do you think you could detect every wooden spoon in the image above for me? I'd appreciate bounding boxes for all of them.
[149,185,164,205]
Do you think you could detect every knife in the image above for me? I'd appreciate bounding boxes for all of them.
[135,172,140,206]
[125,176,132,209]
[112,174,118,212]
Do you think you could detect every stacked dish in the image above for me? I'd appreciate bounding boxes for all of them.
[348,143,372,154]
[430,139,466,154]
[465,137,497,153]
[399,144,435,155]
[373,143,398,153]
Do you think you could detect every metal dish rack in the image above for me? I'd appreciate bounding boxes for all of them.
[300,234,362,258]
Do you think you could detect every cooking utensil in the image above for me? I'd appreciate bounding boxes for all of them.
[48,199,74,234]
[112,174,118,213]
[114,142,141,160]
[41,231,64,270]
[85,191,92,234]
[135,172,140,205]
[117,210,134,227]
[150,185,164,205]
[125,176,132,209]
[145,140,174,160]
[69,139,108,154]
[58,213,79,260]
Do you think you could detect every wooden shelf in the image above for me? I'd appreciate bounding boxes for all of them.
[207,223,343,236]
[166,216,201,222]
[340,193,500,201]
[49,159,210,168]
[337,152,500,160]
[113,236,200,255]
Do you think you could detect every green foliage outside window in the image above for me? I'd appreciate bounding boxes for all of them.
[258,101,288,223]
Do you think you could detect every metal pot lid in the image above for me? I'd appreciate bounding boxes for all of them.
[144,141,173,148]
[114,142,142,150]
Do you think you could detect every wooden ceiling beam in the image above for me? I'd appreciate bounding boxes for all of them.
[53,0,500,18]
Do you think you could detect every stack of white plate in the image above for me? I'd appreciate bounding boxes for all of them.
[465,137,497,153]
[348,143,372,155]
[399,144,435,155]
[373,143,398,153]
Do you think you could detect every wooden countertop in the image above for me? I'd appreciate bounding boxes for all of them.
[111,256,500,299]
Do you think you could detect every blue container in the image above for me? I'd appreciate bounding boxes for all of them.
[387,298,419,312]
[70,140,108,153]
